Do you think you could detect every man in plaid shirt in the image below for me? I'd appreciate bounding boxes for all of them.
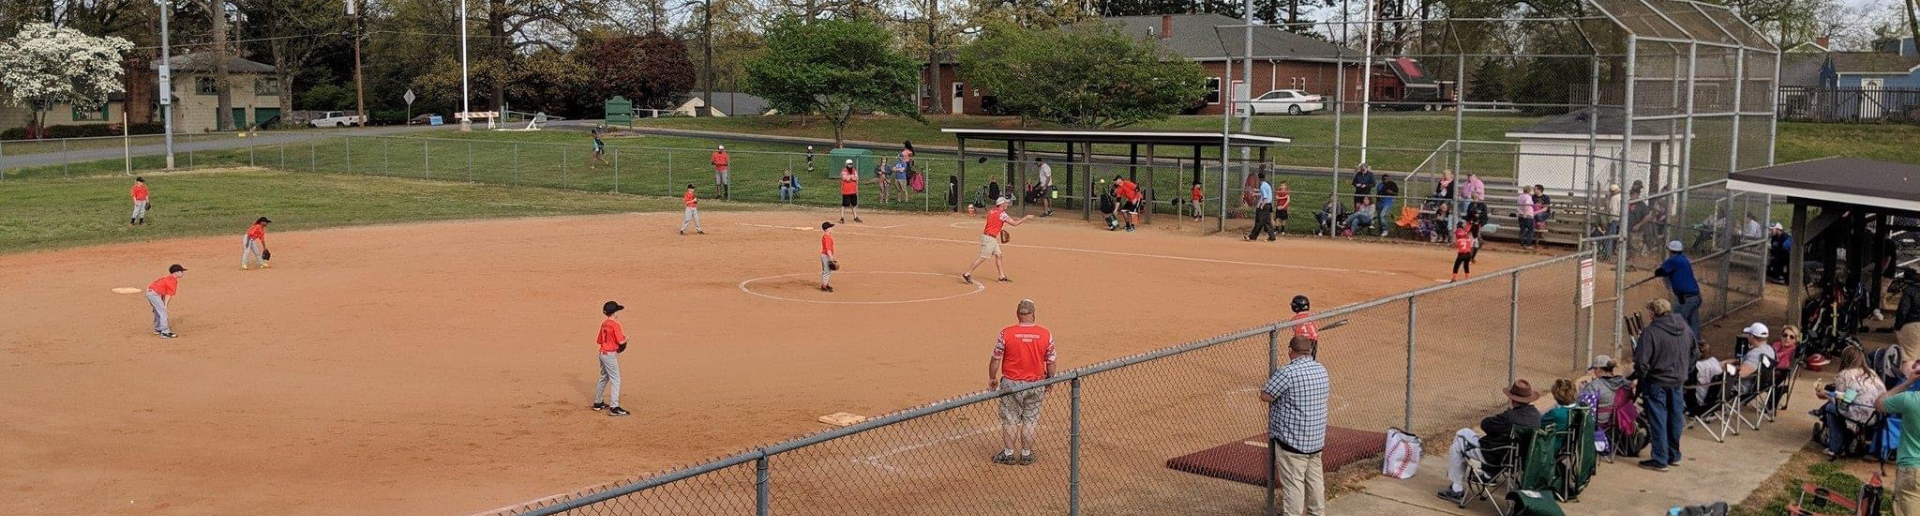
[1261,335,1330,515]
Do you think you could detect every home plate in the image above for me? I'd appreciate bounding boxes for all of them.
[818,412,867,427]
[111,287,142,294]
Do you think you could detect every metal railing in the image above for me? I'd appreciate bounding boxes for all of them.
[1778,86,1920,123]
[481,251,1601,516]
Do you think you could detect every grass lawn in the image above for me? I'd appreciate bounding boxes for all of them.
[0,169,706,253]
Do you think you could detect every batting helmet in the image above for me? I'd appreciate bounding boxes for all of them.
[1290,295,1311,313]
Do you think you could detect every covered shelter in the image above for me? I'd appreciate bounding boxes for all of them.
[1727,157,1920,327]
[941,128,1290,229]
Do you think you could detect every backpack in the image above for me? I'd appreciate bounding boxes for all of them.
[910,171,926,192]
[1869,345,1906,389]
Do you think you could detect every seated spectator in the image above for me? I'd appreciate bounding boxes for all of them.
[1437,380,1543,504]
[1578,355,1630,412]
[1816,346,1884,459]
[779,170,799,201]
[1542,379,1580,448]
[1314,197,1347,237]
[1351,198,1376,233]
[1689,341,1723,409]
[1735,323,1775,380]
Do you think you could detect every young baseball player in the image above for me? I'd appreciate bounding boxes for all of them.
[962,197,1033,284]
[1275,180,1292,234]
[1451,224,1474,282]
[839,160,863,223]
[241,217,271,270]
[711,145,731,200]
[1112,176,1142,232]
[1289,295,1319,354]
[592,300,631,417]
[820,222,837,292]
[130,177,150,226]
[679,184,704,235]
[146,264,186,339]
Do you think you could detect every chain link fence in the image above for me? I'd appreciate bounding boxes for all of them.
[476,251,1597,516]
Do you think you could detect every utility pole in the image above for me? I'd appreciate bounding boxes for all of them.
[701,0,713,112]
[1241,0,1253,161]
[459,0,471,131]
[349,0,366,128]
[159,0,176,169]
[927,0,940,113]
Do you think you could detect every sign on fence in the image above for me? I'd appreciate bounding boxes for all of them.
[1579,258,1595,308]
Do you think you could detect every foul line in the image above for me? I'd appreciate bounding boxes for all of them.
[855,425,1001,473]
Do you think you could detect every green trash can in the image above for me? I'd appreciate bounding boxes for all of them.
[827,148,875,180]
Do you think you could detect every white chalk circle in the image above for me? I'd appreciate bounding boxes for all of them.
[738,271,986,305]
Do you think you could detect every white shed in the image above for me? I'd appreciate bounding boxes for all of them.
[1505,109,1684,198]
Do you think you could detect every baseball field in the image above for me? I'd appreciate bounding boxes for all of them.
[0,169,1544,515]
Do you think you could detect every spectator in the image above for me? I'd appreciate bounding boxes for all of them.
[1533,185,1553,226]
[1247,172,1278,242]
[1742,212,1765,242]
[1437,380,1543,504]
[1350,197,1376,235]
[1314,196,1346,237]
[1516,186,1538,250]
[1655,240,1704,337]
[1436,169,1457,204]
[1875,360,1920,515]
[1459,172,1485,214]
[989,299,1056,466]
[1734,323,1775,379]
[1898,270,1920,360]
[1693,206,1727,251]
[1578,355,1630,412]
[1632,298,1695,472]
[1262,336,1330,516]
[1351,163,1376,208]
[1542,379,1580,449]
[1627,181,1651,256]
[1768,223,1793,282]
[805,145,816,173]
[1816,346,1883,459]
[1602,184,1622,256]
[1377,176,1400,237]
[779,170,799,202]
[1688,340,1723,409]
[872,160,894,203]
[895,141,915,203]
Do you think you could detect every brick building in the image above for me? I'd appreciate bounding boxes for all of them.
[921,13,1364,116]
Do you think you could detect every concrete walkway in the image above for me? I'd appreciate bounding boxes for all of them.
[1330,377,1816,515]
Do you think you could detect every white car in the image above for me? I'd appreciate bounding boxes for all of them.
[308,111,366,128]
[1247,90,1325,115]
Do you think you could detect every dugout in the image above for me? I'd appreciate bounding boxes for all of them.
[1728,157,1920,328]
[942,128,1289,229]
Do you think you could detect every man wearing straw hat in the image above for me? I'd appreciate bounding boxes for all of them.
[1437,379,1543,504]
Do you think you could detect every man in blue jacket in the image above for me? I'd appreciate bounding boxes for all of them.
[1654,240,1702,338]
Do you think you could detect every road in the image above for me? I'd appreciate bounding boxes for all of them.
[0,124,440,175]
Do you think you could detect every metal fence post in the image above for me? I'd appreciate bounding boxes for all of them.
[1,140,7,181]
[345,136,353,173]
[62,138,69,177]
[382,138,389,175]
[1509,271,1520,385]
[309,140,315,172]
[513,143,520,185]
[755,454,770,516]
[1267,329,1281,375]
[1405,297,1417,431]
[563,147,570,188]
[249,144,255,167]
[667,151,674,195]
[614,149,621,193]
[1069,376,1083,516]
[424,140,431,178]
[466,141,473,181]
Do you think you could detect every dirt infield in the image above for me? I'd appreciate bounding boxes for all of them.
[0,208,1533,516]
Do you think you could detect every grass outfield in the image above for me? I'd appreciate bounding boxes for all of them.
[0,169,716,253]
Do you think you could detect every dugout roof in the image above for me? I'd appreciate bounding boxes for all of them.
[940,128,1291,147]
[1728,157,1920,214]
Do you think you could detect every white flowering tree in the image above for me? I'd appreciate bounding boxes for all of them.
[0,23,134,138]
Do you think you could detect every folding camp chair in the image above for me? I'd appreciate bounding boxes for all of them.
[1687,375,1739,442]
[1556,407,1598,502]
[1788,474,1884,516]
[1735,355,1780,431]
[1456,430,1532,516]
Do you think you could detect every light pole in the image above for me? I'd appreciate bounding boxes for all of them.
[459,0,471,131]
[685,0,712,114]
[159,0,176,169]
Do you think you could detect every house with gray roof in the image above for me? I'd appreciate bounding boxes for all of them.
[922,13,1363,116]
[1776,37,1920,121]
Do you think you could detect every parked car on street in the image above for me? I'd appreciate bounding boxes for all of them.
[1247,90,1325,115]
[308,111,366,127]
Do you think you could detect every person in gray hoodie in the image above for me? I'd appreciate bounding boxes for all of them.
[1578,355,1631,411]
[1632,298,1696,472]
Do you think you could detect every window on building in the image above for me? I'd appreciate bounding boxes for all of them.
[256,78,282,96]
[196,77,218,95]
[72,104,110,121]
[1205,77,1222,104]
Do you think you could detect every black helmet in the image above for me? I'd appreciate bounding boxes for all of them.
[1290,295,1310,313]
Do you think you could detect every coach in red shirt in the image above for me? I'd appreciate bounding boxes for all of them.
[988,299,1056,466]
[592,301,631,417]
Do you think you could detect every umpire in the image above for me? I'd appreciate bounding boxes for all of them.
[1247,172,1277,242]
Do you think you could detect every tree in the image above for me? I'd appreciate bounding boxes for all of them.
[0,23,133,137]
[580,32,696,111]
[744,16,923,145]
[181,0,236,130]
[1465,58,1507,103]
[955,21,1207,129]
[239,0,349,125]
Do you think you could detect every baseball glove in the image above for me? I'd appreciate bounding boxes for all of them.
[617,342,628,353]
[998,230,1012,244]
[828,260,840,271]
[262,249,272,261]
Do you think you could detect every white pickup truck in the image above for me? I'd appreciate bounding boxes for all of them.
[307,111,365,127]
